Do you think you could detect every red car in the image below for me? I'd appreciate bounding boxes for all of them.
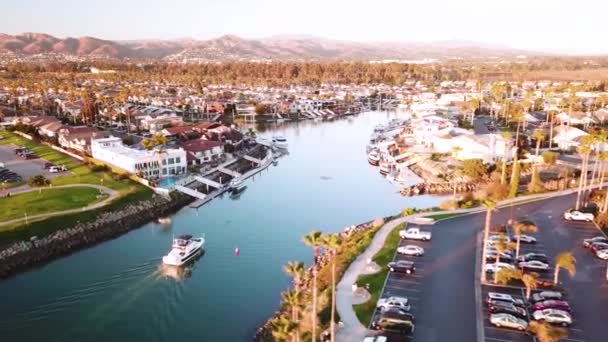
[532,300,571,312]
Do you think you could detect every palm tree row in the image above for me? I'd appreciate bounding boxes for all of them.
[274,230,343,341]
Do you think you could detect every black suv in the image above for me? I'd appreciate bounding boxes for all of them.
[388,260,415,274]
[488,302,527,319]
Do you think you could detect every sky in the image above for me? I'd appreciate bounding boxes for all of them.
[3,0,607,54]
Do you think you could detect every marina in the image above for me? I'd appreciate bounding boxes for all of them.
[0,111,442,341]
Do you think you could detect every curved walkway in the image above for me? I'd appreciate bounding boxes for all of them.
[336,185,604,341]
[0,184,119,227]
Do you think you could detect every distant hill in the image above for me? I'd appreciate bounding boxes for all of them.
[0,32,538,60]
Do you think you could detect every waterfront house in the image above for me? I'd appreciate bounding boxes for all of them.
[91,136,187,179]
[180,139,225,165]
[58,126,108,154]
[38,121,65,138]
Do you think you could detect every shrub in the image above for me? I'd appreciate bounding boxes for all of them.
[595,212,608,229]
[90,164,109,172]
[401,208,416,217]
[541,151,558,165]
[113,172,130,180]
[484,181,510,201]
[439,199,458,210]
[461,159,486,179]
[27,175,50,187]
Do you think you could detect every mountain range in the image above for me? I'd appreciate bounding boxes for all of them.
[0,32,536,61]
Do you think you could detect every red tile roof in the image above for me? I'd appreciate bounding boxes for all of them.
[180,139,223,152]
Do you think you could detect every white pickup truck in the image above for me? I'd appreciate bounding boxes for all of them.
[399,227,432,241]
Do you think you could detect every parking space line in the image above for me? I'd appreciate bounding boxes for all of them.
[485,337,524,342]
[384,285,421,292]
[484,326,529,335]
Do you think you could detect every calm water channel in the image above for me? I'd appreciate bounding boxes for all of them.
[0,111,442,341]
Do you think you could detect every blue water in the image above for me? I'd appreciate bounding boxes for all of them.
[0,111,442,341]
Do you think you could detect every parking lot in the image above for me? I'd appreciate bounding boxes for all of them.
[0,143,59,183]
[367,214,480,342]
[480,194,608,342]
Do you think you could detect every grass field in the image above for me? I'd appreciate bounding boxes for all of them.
[353,222,406,326]
[424,212,464,221]
[0,187,105,223]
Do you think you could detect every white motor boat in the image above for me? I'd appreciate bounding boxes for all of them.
[368,150,380,166]
[229,177,243,190]
[272,136,288,149]
[162,234,204,266]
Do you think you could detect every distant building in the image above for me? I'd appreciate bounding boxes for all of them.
[58,126,107,154]
[180,139,225,165]
[91,136,187,179]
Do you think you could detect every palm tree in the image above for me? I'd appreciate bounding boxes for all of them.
[532,130,546,157]
[500,132,513,185]
[283,261,305,291]
[512,220,538,258]
[282,290,302,342]
[494,267,522,286]
[528,320,568,342]
[481,199,496,283]
[270,315,298,342]
[575,142,591,210]
[521,272,539,300]
[553,252,576,285]
[303,230,323,342]
[320,234,342,342]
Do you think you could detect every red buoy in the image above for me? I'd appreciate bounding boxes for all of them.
[235,247,240,256]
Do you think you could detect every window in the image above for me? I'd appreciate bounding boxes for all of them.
[175,157,181,163]
[169,167,175,175]
[168,158,175,164]
[162,159,167,165]
[162,168,167,175]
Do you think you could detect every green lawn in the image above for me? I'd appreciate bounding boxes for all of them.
[0,187,105,224]
[424,212,464,221]
[353,222,406,326]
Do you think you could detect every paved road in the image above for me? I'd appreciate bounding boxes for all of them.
[474,116,492,135]
[0,184,118,226]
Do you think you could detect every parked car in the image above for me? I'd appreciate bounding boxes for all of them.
[531,291,563,303]
[486,247,514,257]
[485,252,514,263]
[48,165,67,173]
[518,260,550,272]
[535,279,558,289]
[363,337,387,342]
[517,253,549,263]
[532,309,572,327]
[388,260,415,274]
[488,302,527,319]
[512,234,536,244]
[44,162,55,169]
[583,236,608,248]
[596,249,608,260]
[532,300,571,312]
[563,209,594,222]
[396,245,424,256]
[590,242,608,254]
[486,292,525,306]
[485,262,516,274]
[399,228,431,241]
[370,312,415,335]
[489,313,528,331]
[377,296,411,312]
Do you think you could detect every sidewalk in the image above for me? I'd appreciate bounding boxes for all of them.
[335,184,603,341]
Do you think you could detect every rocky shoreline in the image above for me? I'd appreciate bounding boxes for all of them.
[400,181,483,196]
[0,192,194,279]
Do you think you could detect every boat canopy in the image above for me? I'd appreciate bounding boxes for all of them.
[176,234,193,240]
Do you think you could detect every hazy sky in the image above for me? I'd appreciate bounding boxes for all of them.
[4,0,607,54]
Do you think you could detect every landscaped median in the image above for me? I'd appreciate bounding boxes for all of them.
[353,222,405,326]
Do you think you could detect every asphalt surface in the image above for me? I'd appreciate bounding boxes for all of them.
[370,193,608,342]
[0,144,58,180]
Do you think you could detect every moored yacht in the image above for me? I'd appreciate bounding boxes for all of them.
[379,160,390,175]
[272,136,288,149]
[162,234,204,266]
[368,150,380,166]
